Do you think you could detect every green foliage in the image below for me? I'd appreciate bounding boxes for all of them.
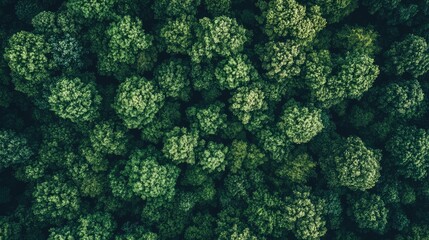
[113,76,164,129]
[256,127,291,161]
[227,140,267,173]
[77,212,116,240]
[335,51,380,100]
[108,164,134,201]
[141,198,190,238]
[347,104,375,128]
[245,189,292,237]
[230,84,267,125]
[385,34,429,78]
[349,193,388,233]
[154,58,191,100]
[278,100,324,144]
[307,50,379,107]
[1,1,429,239]
[184,213,215,240]
[48,77,102,123]
[377,80,425,119]
[0,217,20,240]
[160,16,193,54]
[187,103,227,136]
[287,187,327,240]
[32,175,81,222]
[333,25,380,55]
[362,0,428,26]
[32,11,57,33]
[304,49,332,97]
[4,31,53,82]
[89,121,128,155]
[198,141,228,173]
[216,208,258,240]
[204,0,231,16]
[48,225,76,240]
[258,40,306,83]
[390,207,410,231]
[321,191,343,230]
[386,126,429,180]
[49,34,83,71]
[115,223,158,240]
[141,102,181,143]
[309,0,358,23]
[80,141,108,172]
[396,225,429,240]
[215,54,258,90]
[67,0,117,21]
[190,16,248,63]
[257,0,326,42]
[190,62,216,92]
[321,136,381,191]
[14,0,42,23]
[32,11,81,35]
[274,149,316,183]
[162,127,199,164]
[152,0,201,18]
[0,130,32,169]
[124,149,180,200]
[99,15,153,76]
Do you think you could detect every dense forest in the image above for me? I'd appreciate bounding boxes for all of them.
[1,0,429,239]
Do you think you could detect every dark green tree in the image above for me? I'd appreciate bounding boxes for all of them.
[32,175,81,222]
[49,34,83,71]
[385,34,429,78]
[77,212,116,240]
[229,84,267,125]
[215,54,258,90]
[152,0,200,18]
[141,102,181,143]
[154,58,191,100]
[198,141,228,173]
[333,25,380,56]
[227,140,267,173]
[377,80,425,119]
[349,193,388,233]
[187,103,227,136]
[115,223,158,240]
[386,126,429,180]
[0,130,33,169]
[89,120,128,155]
[124,149,180,200]
[190,16,248,63]
[309,0,358,23]
[258,40,306,84]
[274,149,316,184]
[257,0,326,42]
[204,0,231,16]
[277,100,324,144]
[66,0,117,21]
[321,136,381,191]
[99,15,154,77]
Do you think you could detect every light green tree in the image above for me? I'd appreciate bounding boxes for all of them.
[48,77,102,123]
[4,31,53,82]
[113,76,164,129]
[277,100,324,144]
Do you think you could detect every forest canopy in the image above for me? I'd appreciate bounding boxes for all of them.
[1,0,429,239]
